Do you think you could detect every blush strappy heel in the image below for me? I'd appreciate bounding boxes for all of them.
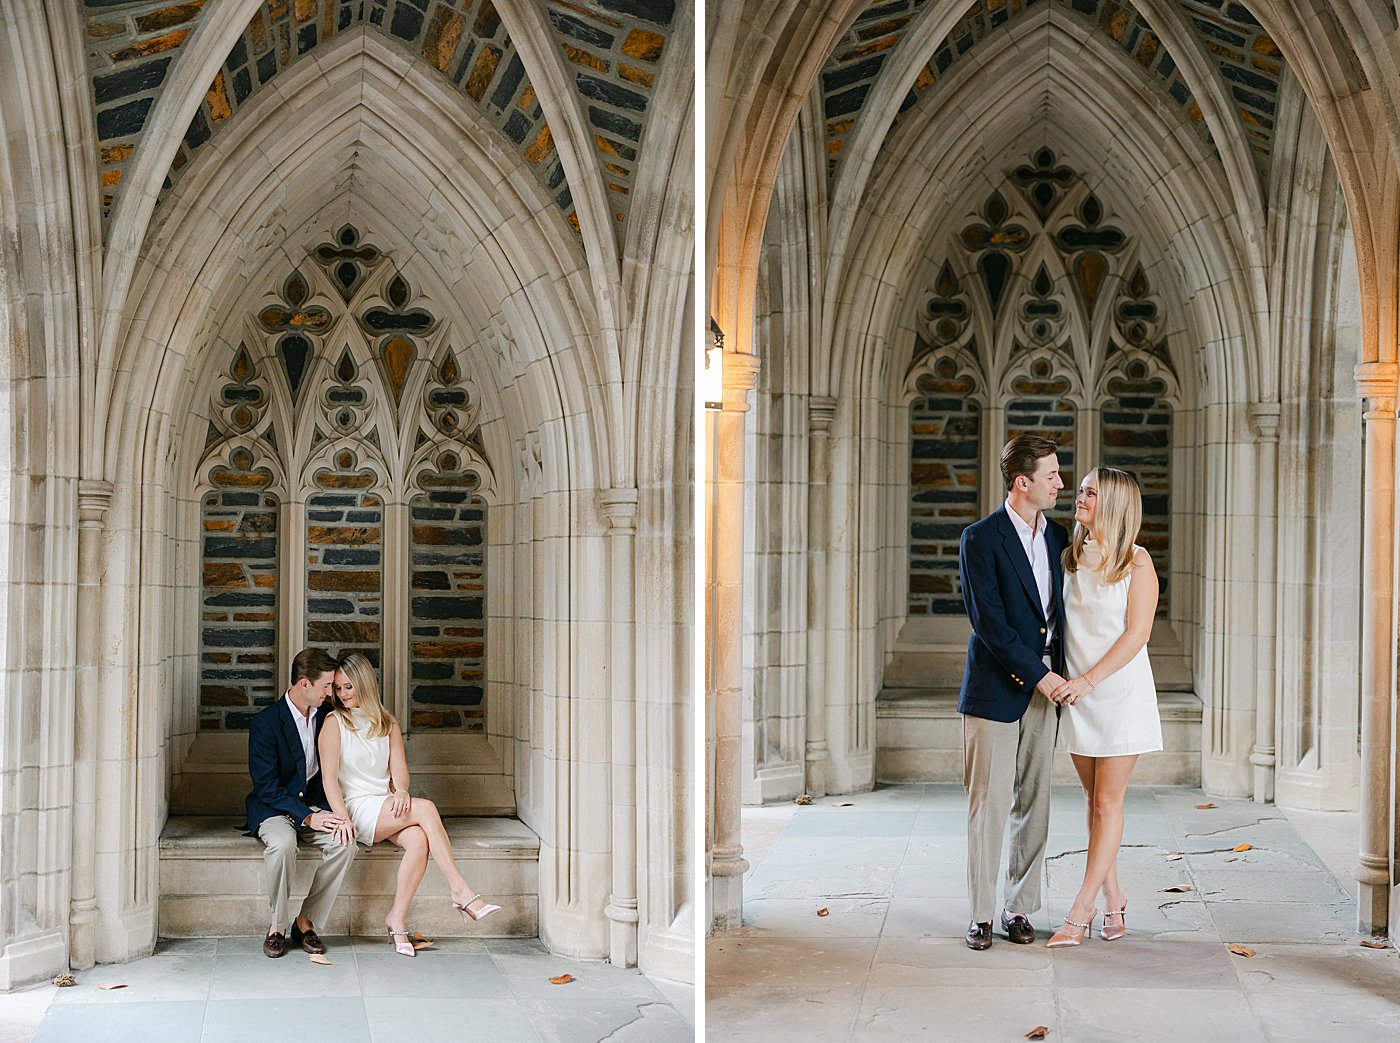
[1101,904,1127,941]
[452,894,501,922]
[1046,909,1097,948]
[386,923,417,957]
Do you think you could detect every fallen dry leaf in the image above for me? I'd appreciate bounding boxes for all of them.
[1360,939,1388,949]
[1225,857,1239,863]
[308,953,332,965]
[1159,884,1193,893]
[1228,944,1256,958]
[408,931,433,943]
[1026,1027,1050,1040]
[1165,854,1183,861]
[817,907,830,917]
[832,802,854,807]
[97,983,127,991]
[411,940,434,951]
[794,794,813,805]
[1233,843,1252,852]
[549,974,574,985]
[51,975,74,988]
[1195,803,1216,809]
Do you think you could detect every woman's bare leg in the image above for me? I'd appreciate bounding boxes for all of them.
[374,797,480,903]
[1065,755,1138,924]
[1071,755,1126,913]
[380,822,428,934]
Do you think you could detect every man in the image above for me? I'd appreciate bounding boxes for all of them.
[244,647,357,958]
[957,434,1068,950]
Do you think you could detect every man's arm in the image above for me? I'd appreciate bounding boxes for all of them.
[961,526,1057,695]
[247,713,315,827]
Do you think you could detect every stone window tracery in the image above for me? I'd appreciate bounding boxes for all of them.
[196,226,492,733]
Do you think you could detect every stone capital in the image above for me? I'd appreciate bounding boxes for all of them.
[1354,362,1398,411]
[76,479,114,530]
[1246,402,1281,441]
[598,487,639,532]
[718,351,760,413]
[809,395,838,435]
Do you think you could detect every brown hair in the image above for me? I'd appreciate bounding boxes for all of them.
[1000,434,1060,490]
[289,647,339,688]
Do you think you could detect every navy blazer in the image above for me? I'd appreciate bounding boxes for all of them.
[957,506,1069,723]
[243,696,332,836]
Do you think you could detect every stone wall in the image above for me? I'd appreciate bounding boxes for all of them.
[1101,367,1172,614]
[306,457,384,667]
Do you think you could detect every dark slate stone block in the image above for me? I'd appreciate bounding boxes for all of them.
[257,50,277,85]
[822,55,885,94]
[411,684,484,706]
[97,98,153,140]
[411,662,454,680]
[864,1,911,19]
[577,74,647,112]
[297,23,318,54]
[548,164,567,191]
[1190,16,1244,45]
[412,508,457,521]
[320,549,382,566]
[390,3,423,40]
[204,628,278,648]
[412,571,451,590]
[202,667,276,680]
[229,37,248,70]
[502,109,530,145]
[1226,3,1262,26]
[94,58,172,104]
[1070,0,1096,15]
[224,712,256,730]
[205,536,277,558]
[311,495,357,506]
[204,592,276,608]
[595,0,675,26]
[1231,86,1274,113]
[340,4,354,30]
[1221,62,1275,92]
[823,84,869,120]
[547,9,614,48]
[183,109,211,151]
[411,595,484,620]
[239,512,276,533]
[217,493,259,507]
[588,105,643,140]
[308,511,343,522]
[411,626,436,636]
[935,46,953,74]
[490,54,526,111]
[309,598,355,613]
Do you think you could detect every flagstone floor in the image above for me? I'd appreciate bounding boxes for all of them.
[0,936,693,1043]
[706,784,1400,1042]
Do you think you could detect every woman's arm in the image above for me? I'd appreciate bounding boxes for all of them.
[387,720,412,817]
[1054,548,1159,704]
[317,717,355,845]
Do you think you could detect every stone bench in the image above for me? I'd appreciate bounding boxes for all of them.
[159,816,539,938]
[875,687,1203,785]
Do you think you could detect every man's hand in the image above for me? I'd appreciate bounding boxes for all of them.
[305,810,346,833]
[1051,675,1095,706]
[1036,671,1068,703]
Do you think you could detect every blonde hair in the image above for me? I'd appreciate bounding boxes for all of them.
[1063,466,1142,584]
[333,652,394,739]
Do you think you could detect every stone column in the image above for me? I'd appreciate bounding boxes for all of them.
[804,396,837,798]
[710,352,759,931]
[600,487,639,966]
[71,478,113,970]
[1353,362,1395,934]
[1247,403,1280,804]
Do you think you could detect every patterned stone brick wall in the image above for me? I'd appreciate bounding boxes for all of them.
[305,454,383,666]
[1101,367,1172,615]
[545,0,676,239]
[1006,367,1077,496]
[82,0,208,227]
[199,449,280,731]
[156,0,592,234]
[409,461,487,731]
[908,364,980,615]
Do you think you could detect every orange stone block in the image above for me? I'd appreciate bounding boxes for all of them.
[252,573,276,588]
[203,519,236,531]
[88,21,125,41]
[519,86,535,110]
[308,570,381,591]
[618,63,653,88]
[234,611,276,622]
[109,28,189,61]
[305,525,379,545]
[567,212,581,234]
[294,0,315,21]
[525,124,554,165]
[564,44,608,73]
[423,8,465,73]
[411,710,462,729]
[206,72,232,124]
[101,144,134,164]
[621,29,664,64]
[412,641,480,658]
[101,169,122,187]
[203,563,245,587]
[134,2,205,33]
[465,44,502,102]
[314,472,375,489]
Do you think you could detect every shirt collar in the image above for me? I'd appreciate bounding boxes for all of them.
[1004,498,1045,540]
[284,692,315,727]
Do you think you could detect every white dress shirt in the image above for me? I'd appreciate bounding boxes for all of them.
[1004,498,1057,644]
[284,693,319,781]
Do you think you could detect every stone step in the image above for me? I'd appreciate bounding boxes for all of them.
[159,816,539,939]
[874,687,1203,786]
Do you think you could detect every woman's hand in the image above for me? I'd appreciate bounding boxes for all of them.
[390,790,411,818]
[330,817,355,846]
[1051,674,1096,706]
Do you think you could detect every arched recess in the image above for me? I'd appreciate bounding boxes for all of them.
[78,28,623,966]
[809,7,1270,797]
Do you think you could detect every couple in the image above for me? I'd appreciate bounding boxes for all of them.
[959,434,1161,951]
[243,648,500,959]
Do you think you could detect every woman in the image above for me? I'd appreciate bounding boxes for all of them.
[1046,467,1162,947]
[318,652,500,956]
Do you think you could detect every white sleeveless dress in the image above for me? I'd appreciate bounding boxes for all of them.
[336,709,393,846]
[1059,543,1163,756]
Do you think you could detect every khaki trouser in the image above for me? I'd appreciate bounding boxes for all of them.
[256,815,357,931]
[962,672,1058,924]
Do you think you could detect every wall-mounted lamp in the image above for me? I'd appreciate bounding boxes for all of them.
[703,317,725,410]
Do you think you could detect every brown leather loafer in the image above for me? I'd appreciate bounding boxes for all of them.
[966,920,993,950]
[290,922,326,954]
[1001,910,1035,944]
[263,931,287,958]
